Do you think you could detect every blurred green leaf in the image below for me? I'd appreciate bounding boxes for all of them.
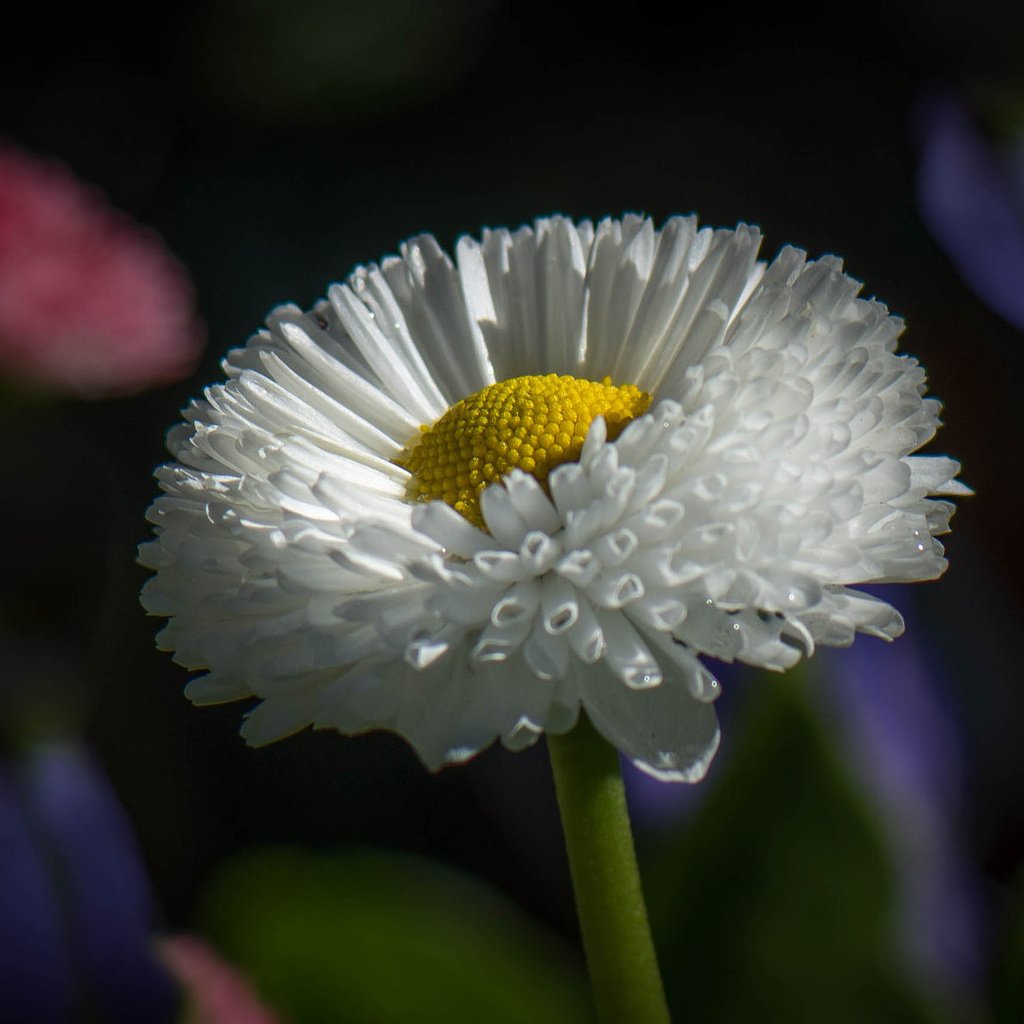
[994,867,1024,1023]
[197,844,594,1024]
[645,672,946,1024]
[189,0,498,123]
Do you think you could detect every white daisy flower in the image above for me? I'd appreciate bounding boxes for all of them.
[140,214,967,782]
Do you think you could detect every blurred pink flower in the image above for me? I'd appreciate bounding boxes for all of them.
[0,143,203,397]
[160,935,283,1024]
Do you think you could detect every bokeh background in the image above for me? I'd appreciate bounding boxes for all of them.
[2,2,1022,1021]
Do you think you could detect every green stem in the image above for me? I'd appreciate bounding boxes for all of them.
[547,713,672,1024]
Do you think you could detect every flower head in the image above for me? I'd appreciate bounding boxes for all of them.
[0,142,203,397]
[141,215,966,781]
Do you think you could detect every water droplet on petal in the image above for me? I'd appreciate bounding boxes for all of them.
[699,675,721,703]
[688,668,722,703]
[623,665,661,689]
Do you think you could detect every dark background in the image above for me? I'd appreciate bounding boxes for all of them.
[2,2,1022,1020]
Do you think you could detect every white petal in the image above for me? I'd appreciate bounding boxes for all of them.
[907,455,972,495]
[457,216,589,380]
[411,501,491,557]
[375,238,494,402]
[580,662,721,783]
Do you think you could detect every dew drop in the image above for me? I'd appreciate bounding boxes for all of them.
[624,665,661,689]
[697,675,722,703]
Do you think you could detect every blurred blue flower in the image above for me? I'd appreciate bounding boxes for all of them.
[0,740,179,1023]
[916,89,1024,331]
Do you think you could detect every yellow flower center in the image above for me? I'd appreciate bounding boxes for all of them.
[398,373,651,527]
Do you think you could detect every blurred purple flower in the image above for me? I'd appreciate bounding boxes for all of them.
[0,142,204,398]
[916,90,1024,331]
[0,764,76,1022]
[621,757,705,826]
[818,590,986,1003]
[0,740,179,1022]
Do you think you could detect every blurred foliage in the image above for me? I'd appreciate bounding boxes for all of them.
[994,868,1024,1023]
[197,844,594,1024]
[186,0,499,123]
[192,672,979,1023]
[644,672,945,1024]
